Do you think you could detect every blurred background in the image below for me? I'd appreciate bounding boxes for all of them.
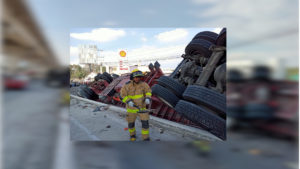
[1,0,298,169]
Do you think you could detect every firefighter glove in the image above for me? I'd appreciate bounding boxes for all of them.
[145,98,151,105]
[128,101,134,107]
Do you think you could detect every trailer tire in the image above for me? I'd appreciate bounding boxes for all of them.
[151,84,180,108]
[216,28,226,46]
[175,100,226,140]
[192,31,218,43]
[99,74,111,83]
[81,86,98,100]
[94,73,102,81]
[79,89,90,99]
[103,72,113,82]
[183,85,226,115]
[185,39,213,58]
[156,76,186,97]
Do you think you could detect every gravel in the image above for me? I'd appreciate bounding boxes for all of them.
[70,86,81,96]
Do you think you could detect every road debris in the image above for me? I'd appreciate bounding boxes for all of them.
[93,106,109,112]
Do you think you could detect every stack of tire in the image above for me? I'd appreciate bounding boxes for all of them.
[94,72,113,83]
[78,72,114,100]
[152,28,227,140]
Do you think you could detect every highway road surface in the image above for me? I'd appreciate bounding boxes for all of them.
[2,81,297,169]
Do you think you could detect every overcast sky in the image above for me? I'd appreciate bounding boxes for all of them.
[26,0,298,67]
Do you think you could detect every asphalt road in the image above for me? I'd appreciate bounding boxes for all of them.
[3,81,60,169]
[69,97,213,141]
[2,81,298,169]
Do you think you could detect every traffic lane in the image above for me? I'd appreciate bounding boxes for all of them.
[70,98,202,141]
[3,82,61,169]
[107,132,297,169]
[209,131,297,169]
[74,134,297,169]
[70,98,297,169]
[73,142,121,169]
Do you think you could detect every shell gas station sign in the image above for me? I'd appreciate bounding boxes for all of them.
[119,50,126,57]
[119,50,128,71]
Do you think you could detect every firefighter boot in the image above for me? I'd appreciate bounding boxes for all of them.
[127,113,137,141]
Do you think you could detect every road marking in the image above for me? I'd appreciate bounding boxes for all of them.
[70,116,100,141]
[53,108,75,169]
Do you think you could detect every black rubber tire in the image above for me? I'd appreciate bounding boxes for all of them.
[81,86,98,100]
[156,76,186,97]
[103,72,113,82]
[192,31,218,43]
[185,39,213,58]
[151,84,180,108]
[175,100,226,140]
[79,89,90,99]
[95,73,102,81]
[216,28,226,46]
[86,88,98,100]
[183,85,226,114]
[99,74,111,83]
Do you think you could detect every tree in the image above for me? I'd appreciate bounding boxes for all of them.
[70,65,89,80]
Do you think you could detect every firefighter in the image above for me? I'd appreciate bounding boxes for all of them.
[120,69,152,141]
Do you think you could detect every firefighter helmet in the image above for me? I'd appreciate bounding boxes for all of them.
[131,69,144,78]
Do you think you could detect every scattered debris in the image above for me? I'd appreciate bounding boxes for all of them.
[93,106,109,112]
[98,129,108,133]
[93,107,101,112]
[159,128,164,134]
[106,125,111,128]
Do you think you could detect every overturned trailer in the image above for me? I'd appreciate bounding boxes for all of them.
[77,29,227,140]
[227,66,298,138]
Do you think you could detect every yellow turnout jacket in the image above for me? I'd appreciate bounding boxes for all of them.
[120,81,152,113]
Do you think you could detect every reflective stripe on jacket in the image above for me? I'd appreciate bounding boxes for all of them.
[120,81,152,113]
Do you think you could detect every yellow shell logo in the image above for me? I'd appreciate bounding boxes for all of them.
[119,50,126,57]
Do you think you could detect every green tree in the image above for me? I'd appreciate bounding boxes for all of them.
[70,65,89,80]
